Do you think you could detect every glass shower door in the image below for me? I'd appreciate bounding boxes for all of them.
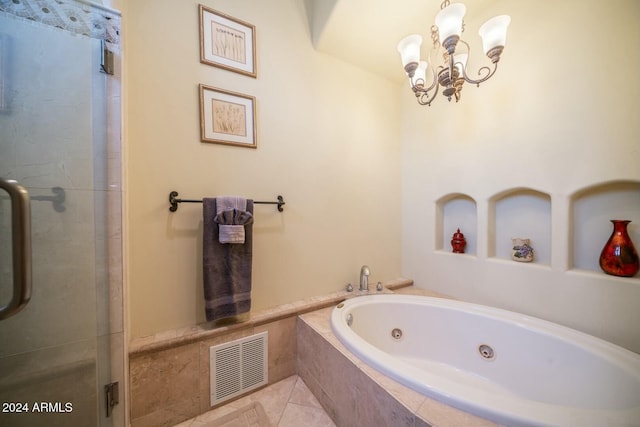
[0,2,122,426]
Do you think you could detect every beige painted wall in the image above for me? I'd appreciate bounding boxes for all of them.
[401,0,640,352]
[124,0,402,338]
[124,0,640,350]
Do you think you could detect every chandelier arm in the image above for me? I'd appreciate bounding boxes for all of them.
[460,62,498,87]
[454,39,499,86]
[418,82,440,106]
[421,58,439,93]
[416,66,443,106]
[455,38,498,87]
[408,55,438,96]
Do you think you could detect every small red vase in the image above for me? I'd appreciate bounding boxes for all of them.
[599,220,639,277]
[451,228,467,253]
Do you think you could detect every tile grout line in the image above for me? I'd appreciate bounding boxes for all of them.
[274,376,300,426]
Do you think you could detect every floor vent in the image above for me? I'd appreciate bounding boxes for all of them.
[210,331,268,406]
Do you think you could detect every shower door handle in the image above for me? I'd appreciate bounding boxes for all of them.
[0,178,32,320]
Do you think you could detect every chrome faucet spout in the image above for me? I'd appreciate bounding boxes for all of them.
[359,265,370,291]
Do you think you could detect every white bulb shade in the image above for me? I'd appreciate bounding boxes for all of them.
[478,15,511,54]
[454,53,468,73]
[411,61,428,87]
[397,35,422,67]
[435,3,466,41]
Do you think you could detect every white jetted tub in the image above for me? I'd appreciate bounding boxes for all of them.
[330,294,640,427]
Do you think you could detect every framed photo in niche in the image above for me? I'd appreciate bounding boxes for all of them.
[199,5,257,78]
[199,84,257,148]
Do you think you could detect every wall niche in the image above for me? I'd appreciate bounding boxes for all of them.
[488,188,551,265]
[436,193,477,255]
[570,180,640,277]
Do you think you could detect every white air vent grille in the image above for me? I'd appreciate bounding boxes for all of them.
[210,331,268,406]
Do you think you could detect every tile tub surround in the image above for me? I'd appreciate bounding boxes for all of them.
[129,278,413,355]
[129,278,413,426]
[297,295,499,427]
[129,318,298,427]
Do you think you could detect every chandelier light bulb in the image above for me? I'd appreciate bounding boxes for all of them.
[411,61,429,88]
[478,15,511,54]
[397,35,423,69]
[454,53,468,74]
[435,3,466,42]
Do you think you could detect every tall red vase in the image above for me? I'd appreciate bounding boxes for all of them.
[599,220,639,277]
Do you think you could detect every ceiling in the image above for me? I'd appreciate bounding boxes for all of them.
[306,0,500,83]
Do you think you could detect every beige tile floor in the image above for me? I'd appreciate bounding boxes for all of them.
[174,375,335,427]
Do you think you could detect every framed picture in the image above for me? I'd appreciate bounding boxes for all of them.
[199,5,257,78]
[199,84,257,148]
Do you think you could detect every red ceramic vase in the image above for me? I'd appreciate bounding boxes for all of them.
[451,228,467,253]
[599,220,639,277]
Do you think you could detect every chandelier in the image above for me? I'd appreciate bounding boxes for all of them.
[397,0,510,106]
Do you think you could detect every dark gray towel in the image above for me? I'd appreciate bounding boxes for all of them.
[203,198,254,322]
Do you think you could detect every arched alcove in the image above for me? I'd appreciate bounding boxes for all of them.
[488,188,552,264]
[570,180,640,275]
[435,193,477,255]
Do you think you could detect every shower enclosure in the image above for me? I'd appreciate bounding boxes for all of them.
[0,1,123,426]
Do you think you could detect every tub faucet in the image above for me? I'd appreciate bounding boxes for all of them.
[359,265,370,291]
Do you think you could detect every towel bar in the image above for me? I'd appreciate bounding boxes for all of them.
[169,191,285,212]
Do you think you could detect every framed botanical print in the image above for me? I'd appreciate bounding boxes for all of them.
[199,84,257,148]
[199,5,257,78]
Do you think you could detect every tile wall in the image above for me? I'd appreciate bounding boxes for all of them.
[127,280,412,426]
[129,317,298,426]
[128,300,331,426]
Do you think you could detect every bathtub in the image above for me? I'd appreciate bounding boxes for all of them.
[330,294,640,427]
